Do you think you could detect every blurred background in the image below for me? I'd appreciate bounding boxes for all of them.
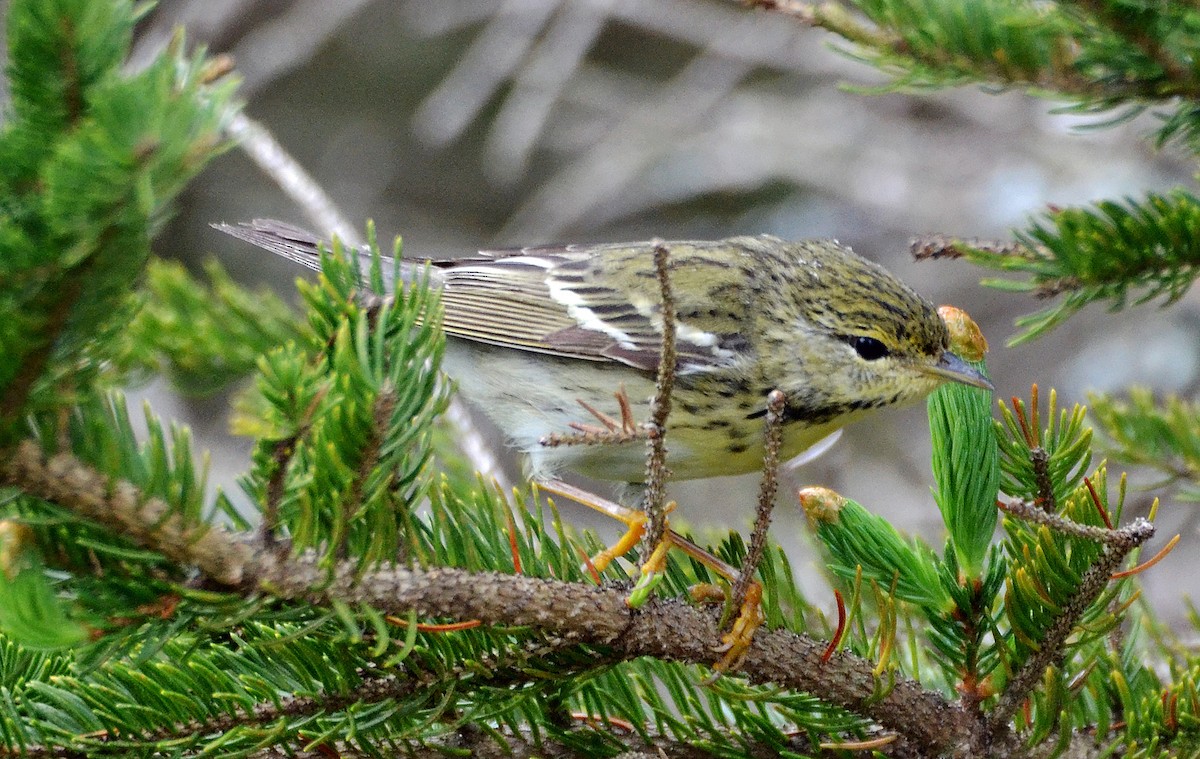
[123,1,1197,614]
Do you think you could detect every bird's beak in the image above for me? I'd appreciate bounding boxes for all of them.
[922,351,994,391]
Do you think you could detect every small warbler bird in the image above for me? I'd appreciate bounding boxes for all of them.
[217,220,992,483]
[221,219,992,671]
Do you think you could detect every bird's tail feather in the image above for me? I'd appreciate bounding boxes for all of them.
[213,219,414,289]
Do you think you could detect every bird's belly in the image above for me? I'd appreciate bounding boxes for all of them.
[443,342,858,483]
[529,413,851,482]
[443,342,658,480]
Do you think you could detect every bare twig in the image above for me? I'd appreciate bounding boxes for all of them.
[640,241,677,564]
[910,235,1030,261]
[443,398,510,490]
[999,499,1149,547]
[334,384,397,559]
[730,389,787,613]
[539,388,653,448]
[226,112,360,246]
[910,236,1082,299]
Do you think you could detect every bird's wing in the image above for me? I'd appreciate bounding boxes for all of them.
[440,242,744,372]
[214,222,749,373]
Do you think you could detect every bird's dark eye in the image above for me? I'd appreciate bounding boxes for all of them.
[850,336,890,361]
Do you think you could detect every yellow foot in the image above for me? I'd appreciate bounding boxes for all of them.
[538,479,765,669]
[692,579,765,678]
[711,582,764,674]
[537,479,682,606]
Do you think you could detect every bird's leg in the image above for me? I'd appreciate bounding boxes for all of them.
[535,479,674,580]
[538,478,736,580]
[536,248,761,672]
[537,386,673,602]
[537,478,761,672]
[536,393,762,671]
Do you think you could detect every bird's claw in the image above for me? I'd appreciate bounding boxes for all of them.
[703,582,765,678]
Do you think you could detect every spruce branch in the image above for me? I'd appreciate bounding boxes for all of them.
[989,510,1154,731]
[0,441,252,586]
[235,727,918,759]
[913,190,1200,344]
[0,438,983,756]
[1062,0,1193,87]
[1089,390,1200,502]
[28,638,614,759]
[122,259,302,394]
[997,387,1093,508]
[803,487,951,611]
[241,557,986,758]
[0,252,90,424]
[0,0,236,435]
[747,0,1200,103]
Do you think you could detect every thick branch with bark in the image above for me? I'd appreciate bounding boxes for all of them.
[0,440,983,757]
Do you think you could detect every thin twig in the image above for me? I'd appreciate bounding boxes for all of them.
[910,235,1030,261]
[262,378,330,547]
[999,499,1146,546]
[334,384,397,559]
[640,242,677,563]
[539,388,653,448]
[261,434,297,547]
[444,398,511,490]
[226,112,359,246]
[910,236,1082,299]
[1030,448,1056,513]
[730,389,786,613]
